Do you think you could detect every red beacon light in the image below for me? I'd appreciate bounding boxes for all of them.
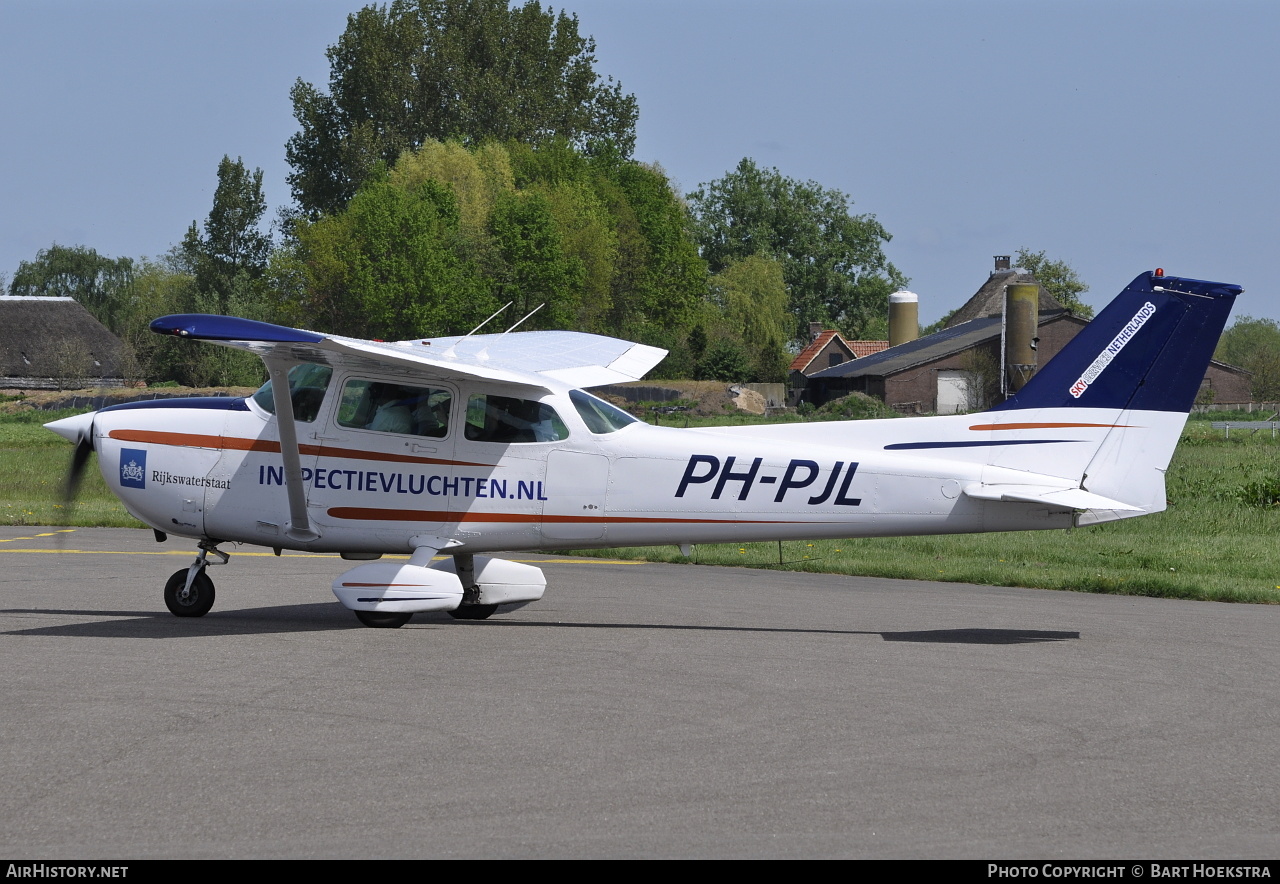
[1154,268,1165,277]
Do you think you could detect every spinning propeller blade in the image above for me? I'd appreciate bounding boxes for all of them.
[44,411,97,523]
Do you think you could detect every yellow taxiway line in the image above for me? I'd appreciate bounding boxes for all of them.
[0,529,644,564]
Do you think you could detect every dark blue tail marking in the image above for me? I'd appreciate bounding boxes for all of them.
[100,397,250,414]
[993,271,1240,414]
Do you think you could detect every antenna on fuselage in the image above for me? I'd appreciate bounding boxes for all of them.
[442,301,511,359]
[502,303,544,334]
[473,304,544,363]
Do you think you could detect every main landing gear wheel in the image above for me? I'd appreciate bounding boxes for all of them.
[164,569,216,617]
[448,604,499,621]
[354,611,412,628]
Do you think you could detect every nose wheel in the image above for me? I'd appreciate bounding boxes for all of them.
[163,542,227,618]
[164,568,216,617]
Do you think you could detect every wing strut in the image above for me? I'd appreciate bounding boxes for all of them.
[265,356,319,542]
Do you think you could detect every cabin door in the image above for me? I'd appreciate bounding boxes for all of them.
[541,449,610,542]
[309,376,458,547]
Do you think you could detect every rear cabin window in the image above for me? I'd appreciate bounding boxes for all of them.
[252,363,333,423]
[464,394,568,443]
[336,380,452,438]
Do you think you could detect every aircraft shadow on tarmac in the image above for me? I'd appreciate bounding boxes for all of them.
[500,621,1080,644]
[2,606,1080,644]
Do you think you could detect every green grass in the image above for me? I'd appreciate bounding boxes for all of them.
[4,405,1279,601]
[0,447,142,527]
[0,407,142,527]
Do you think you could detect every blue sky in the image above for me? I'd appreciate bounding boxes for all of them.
[2,0,1274,328]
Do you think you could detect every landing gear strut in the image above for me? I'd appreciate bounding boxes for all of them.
[164,541,228,618]
[446,553,498,620]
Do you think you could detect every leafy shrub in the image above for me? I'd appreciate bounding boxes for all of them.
[1239,476,1280,508]
[814,392,901,421]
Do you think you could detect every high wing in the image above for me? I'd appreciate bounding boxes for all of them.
[148,314,665,544]
[148,315,668,389]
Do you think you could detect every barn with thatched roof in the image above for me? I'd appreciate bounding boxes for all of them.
[0,296,127,390]
[943,268,1071,328]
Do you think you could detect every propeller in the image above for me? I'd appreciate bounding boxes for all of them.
[44,411,97,523]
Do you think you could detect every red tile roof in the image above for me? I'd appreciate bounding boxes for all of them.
[791,332,892,374]
[850,340,890,358]
[790,331,845,373]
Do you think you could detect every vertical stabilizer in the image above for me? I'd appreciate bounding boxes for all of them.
[993,271,1240,415]
[985,271,1241,520]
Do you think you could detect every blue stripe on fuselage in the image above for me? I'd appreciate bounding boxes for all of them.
[99,397,249,414]
[883,440,1072,451]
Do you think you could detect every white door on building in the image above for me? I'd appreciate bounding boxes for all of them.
[936,370,971,415]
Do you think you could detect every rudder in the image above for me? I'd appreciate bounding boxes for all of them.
[992,271,1241,415]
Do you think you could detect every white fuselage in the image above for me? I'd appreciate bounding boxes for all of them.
[82,371,1179,556]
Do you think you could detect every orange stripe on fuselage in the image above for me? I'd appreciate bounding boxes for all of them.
[109,429,266,450]
[339,582,438,588]
[106,429,492,467]
[327,507,807,526]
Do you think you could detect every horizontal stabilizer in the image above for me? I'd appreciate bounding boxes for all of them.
[963,483,1144,512]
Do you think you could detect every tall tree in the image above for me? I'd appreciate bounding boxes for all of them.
[280,138,706,346]
[688,158,904,341]
[537,176,618,333]
[487,190,584,329]
[9,244,135,329]
[181,156,272,316]
[1014,248,1092,318]
[1215,315,1280,402]
[706,254,791,382]
[286,0,638,216]
[390,139,515,241]
[606,159,705,337]
[290,174,492,339]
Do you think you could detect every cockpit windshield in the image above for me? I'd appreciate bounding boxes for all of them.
[251,363,333,423]
[570,389,638,434]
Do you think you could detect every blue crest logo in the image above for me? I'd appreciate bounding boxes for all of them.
[120,449,146,489]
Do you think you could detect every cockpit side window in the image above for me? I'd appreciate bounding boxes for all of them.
[336,379,452,438]
[252,363,333,423]
[464,393,568,443]
[570,389,638,434]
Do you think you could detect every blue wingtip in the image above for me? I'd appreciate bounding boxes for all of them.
[149,314,326,344]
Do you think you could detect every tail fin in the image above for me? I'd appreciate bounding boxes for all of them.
[982,270,1241,522]
[993,270,1241,414]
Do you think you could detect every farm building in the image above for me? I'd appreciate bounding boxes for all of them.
[800,260,1251,414]
[787,323,887,405]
